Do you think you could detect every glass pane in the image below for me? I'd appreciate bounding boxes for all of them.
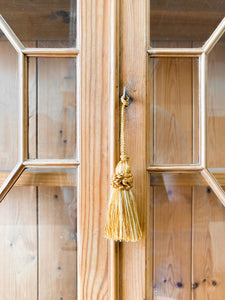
[150,0,225,48]
[0,30,19,171]
[28,57,77,160]
[150,172,225,298]
[207,34,225,170]
[0,0,76,47]
[0,168,77,299]
[149,57,199,165]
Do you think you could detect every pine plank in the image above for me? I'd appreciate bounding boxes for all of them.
[0,41,19,170]
[37,52,76,160]
[151,41,194,300]
[207,41,225,168]
[38,186,77,299]
[119,0,149,299]
[0,40,38,299]
[36,42,77,299]
[79,0,114,299]
[153,42,195,165]
[192,187,225,299]
[154,186,192,300]
[0,187,37,300]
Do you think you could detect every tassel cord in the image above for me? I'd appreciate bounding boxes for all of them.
[120,96,129,161]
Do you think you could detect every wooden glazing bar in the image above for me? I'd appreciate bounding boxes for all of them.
[147,48,203,57]
[203,17,225,54]
[22,48,79,57]
[0,163,25,202]
[199,53,206,168]
[0,14,24,52]
[18,53,28,162]
[201,168,225,207]
[23,159,80,168]
[147,165,204,172]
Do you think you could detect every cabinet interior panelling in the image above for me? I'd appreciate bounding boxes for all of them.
[149,40,225,299]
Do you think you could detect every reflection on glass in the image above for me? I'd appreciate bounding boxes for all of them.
[0,30,19,171]
[149,57,199,165]
[150,0,225,48]
[28,57,77,160]
[207,34,225,169]
[151,172,225,299]
[0,168,77,299]
[0,0,76,47]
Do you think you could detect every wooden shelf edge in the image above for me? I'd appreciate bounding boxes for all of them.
[150,172,225,187]
[0,171,76,187]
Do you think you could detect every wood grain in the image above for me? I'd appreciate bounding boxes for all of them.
[0,187,37,299]
[0,41,19,170]
[0,0,76,44]
[192,187,225,299]
[79,0,113,299]
[151,41,195,300]
[119,0,149,299]
[35,42,77,299]
[153,186,192,300]
[150,0,225,43]
[153,42,196,165]
[207,41,225,168]
[36,53,76,160]
[38,186,77,300]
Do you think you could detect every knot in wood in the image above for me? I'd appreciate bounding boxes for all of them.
[112,172,133,190]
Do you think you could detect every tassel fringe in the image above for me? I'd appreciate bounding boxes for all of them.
[105,160,142,242]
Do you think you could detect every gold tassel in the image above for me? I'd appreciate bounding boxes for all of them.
[104,94,142,242]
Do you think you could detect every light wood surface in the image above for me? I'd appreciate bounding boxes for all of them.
[193,187,225,299]
[0,171,76,187]
[35,41,77,300]
[0,187,37,299]
[38,186,77,299]
[79,1,113,299]
[0,1,76,44]
[152,42,196,165]
[151,172,225,187]
[149,37,225,299]
[119,0,149,299]
[0,42,37,299]
[154,186,192,299]
[207,41,225,168]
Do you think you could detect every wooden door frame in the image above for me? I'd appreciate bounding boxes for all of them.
[80,0,149,299]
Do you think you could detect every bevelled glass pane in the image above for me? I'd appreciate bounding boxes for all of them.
[150,173,225,299]
[0,30,19,171]
[0,0,76,47]
[207,34,225,170]
[28,57,77,160]
[149,57,199,165]
[150,0,225,48]
[0,168,77,299]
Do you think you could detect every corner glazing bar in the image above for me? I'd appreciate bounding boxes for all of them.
[0,15,24,52]
[201,168,225,207]
[203,17,225,54]
[0,163,25,203]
